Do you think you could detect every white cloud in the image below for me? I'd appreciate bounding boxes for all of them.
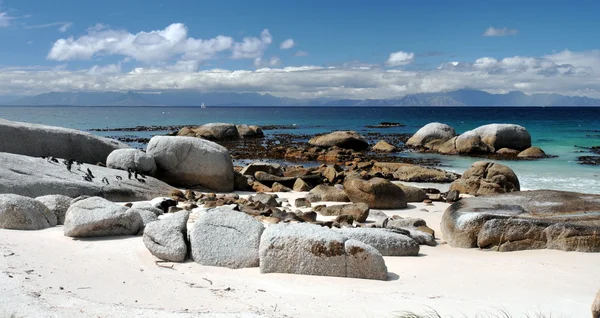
[47,23,235,63]
[254,56,281,67]
[3,49,600,100]
[280,38,295,50]
[231,29,272,59]
[24,22,72,32]
[0,11,15,27]
[386,51,415,67]
[482,26,518,37]
[294,50,308,57]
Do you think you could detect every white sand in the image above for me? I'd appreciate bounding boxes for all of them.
[1,192,599,317]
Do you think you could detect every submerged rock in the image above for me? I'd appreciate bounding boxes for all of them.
[441,190,600,252]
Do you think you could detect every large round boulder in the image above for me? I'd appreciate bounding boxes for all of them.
[236,124,264,138]
[517,146,547,159]
[441,190,600,252]
[472,124,531,151]
[406,123,456,148]
[449,161,519,196]
[0,194,57,230]
[106,148,157,175]
[35,194,72,225]
[147,136,234,192]
[308,131,368,151]
[63,197,143,237]
[143,211,189,262]
[183,123,239,140]
[0,119,128,165]
[344,177,407,209]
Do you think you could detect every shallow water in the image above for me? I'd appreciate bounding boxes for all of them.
[1,106,598,193]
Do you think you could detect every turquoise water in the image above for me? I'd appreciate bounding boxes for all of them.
[0,106,598,193]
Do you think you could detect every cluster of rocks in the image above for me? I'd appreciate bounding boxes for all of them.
[577,145,600,165]
[177,123,264,140]
[441,190,600,252]
[406,122,548,159]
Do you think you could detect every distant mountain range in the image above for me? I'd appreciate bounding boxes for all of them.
[3,89,600,106]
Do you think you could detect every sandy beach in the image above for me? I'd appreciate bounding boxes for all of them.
[2,191,598,318]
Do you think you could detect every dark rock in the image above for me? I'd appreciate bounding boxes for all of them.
[295,198,311,208]
[306,185,350,202]
[308,131,369,151]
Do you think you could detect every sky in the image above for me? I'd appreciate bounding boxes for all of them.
[1,0,600,100]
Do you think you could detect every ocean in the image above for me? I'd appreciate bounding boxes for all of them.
[1,106,599,194]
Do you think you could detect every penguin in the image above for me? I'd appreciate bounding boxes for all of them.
[50,157,59,163]
[101,177,109,185]
[134,171,138,179]
[83,175,93,182]
[137,178,146,183]
[87,168,95,178]
[116,176,123,181]
[127,168,133,180]
[66,160,72,172]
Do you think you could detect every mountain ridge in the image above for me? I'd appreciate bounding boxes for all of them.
[3,89,600,106]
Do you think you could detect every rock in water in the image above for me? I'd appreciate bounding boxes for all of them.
[0,194,57,230]
[308,131,369,151]
[0,152,176,201]
[406,122,456,148]
[63,197,143,237]
[190,207,264,268]
[344,178,407,209]
[147,136,234,192]
[335,228,420,256]
[106,149,157,176]
[184,123,239,140]
[449,161,519,195]
[517,146,547,158]
[0,118,128,164]
[441,190,600,252]
[35,194,72,225]
[472,123,531,151]
[143,211,189,262]
[259,223,387,280]
[236,124,264,138]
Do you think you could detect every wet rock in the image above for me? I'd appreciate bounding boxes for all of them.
[344,178,407,209]
[441,190,600,252]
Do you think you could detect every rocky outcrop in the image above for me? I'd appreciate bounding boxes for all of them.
[147,136,234,192]
[441,190,600,252]
[449,161,519,195]
[35,194,71,225]
[190,207,264,269]
[177,123,263,140]
[317,203,370,223]
[106,149,157,175]
[0,118,128,164]
[0,152,176,201]
[344,178,407,209]
[306,185,350,202]
[438,130,492,155]
[259,223,387,280]
[63,197,143,237]
[372,140,397,152]
[308,131,369,151]
[406,123,456,148]
[370,162,461,183]
[143,211,189,262]
[517,146,547,158]
[0,194,57,230]
[472,123,531,151]
[335,228,420,256]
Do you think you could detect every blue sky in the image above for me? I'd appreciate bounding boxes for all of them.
[1,0,600,99]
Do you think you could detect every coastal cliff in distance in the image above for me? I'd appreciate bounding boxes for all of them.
[3,89,600,106]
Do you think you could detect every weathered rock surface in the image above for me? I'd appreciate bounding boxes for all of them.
[143,211,189,262]
[317,203,370,223]
[293,178,312,191]
[306,185,350,202]
[344,178,407,209]
[147,136,234,192]
[472,123,531,151]
[396,184,427,202]
[449,161,519,195]
[259,223,387,280]
[178,123,264,140]
[371,162,461,183]
[240,162,283,177]
[0,194,57,230]
[131,208,158,227]
[35,194,71,225]
[438,130,492,155]
[106,149,157,175]
[64,197,143,237]
[130,202,164,216]
[406,123,456,148]
[384,218,437,246]
[236,124,264,138]
[372,140,397,152]
[441,190,600,252]
[190,208,264,268]
[0,152,176,201]
[0,119,129,164]
[336,228,420,256]
[308,131,369,151]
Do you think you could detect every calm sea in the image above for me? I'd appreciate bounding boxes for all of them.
[1,106,599,194]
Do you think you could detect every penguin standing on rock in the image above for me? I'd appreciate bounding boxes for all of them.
[101,177,109,185]
[87,168,95,179]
